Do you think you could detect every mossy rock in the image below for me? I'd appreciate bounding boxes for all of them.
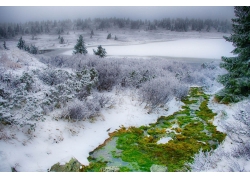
[100,166,120,172]
[150,164,168,172]
[50,157,82,172]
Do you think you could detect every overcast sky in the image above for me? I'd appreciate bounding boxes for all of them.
[0,6,235,23]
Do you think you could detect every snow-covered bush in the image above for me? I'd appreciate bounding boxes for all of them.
[139,77,174,109]
[221,101,250,143]
[0,70,43,129]
[188,145,228,172]
[37,68,70,86]
[38,67,98,112]
[61,91,114,121]
[232,142,250,161]
[189,100,250,172]
[61,99,99,121]
[0,53,21,69]
[95,61,121,91]
[93,93,115,108]
[36,55,223,109]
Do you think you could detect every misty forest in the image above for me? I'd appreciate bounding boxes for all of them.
[0,6,250,172]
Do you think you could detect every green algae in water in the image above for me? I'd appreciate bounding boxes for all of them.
[52,87,226,172]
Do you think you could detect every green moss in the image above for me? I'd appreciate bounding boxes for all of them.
[196,101,217,121]
[80,160,108,172]
[120,166,132,172]
[55,87,226,172]
[177,116,194,127]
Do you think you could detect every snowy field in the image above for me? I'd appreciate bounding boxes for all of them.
[62,38,235,59]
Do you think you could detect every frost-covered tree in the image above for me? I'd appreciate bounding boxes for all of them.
[17,36,25,49]
[73,35,88,55]
[93,45,107,58]
[216,6,250,103]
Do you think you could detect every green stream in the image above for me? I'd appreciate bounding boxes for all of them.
[50,87,226,172]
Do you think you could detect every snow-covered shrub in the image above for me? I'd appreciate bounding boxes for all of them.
[228,159,246,172]
[61,98,100,121]
[0,53,22,69]
[232,142,250,160]
[36,55,224,105]
[38,55,70,68]
[38,67,98,112]
[61,99,87,120]
[188,145,227,172]
[37,68,70,86]
[29,44,38,54]
[188,149,217,172]
[92,92,115,108]
[221,101,250,143]
[139,77,173,109]
[0,71,44,129]
[122,69,155,88]
[95,61,121,91]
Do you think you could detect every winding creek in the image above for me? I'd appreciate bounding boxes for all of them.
[50,87,226,172]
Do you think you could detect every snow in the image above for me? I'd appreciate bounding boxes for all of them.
[157,137,172,144]
[0,88,183,172]
[62,38,234,59]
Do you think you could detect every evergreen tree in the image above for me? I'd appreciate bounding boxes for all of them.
[24,44,30,52]
[73,35,88,55]
[3,41,8,50]
[29,44,38,54]
[59,37,64,44]
[107,33,111,39]
[216,6,250,103]
[93,45,107,58]
[17,37,25,49]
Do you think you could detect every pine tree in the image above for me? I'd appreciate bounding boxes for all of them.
[59,37,64,44]
[91,29,94,36]
[107,33,111,39]
[73,35,88,55]
[24,44,30,52]
[17,37,25,49]
[93,45,107,58]
[3,41,8,50]
[216,6,250,103]
[29,44,38,54]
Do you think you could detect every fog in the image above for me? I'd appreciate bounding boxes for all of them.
[0,6,234,23]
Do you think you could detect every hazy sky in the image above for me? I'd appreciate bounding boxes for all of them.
[0,6,235,23]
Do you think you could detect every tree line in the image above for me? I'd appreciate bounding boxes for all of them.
[0,17,232,38]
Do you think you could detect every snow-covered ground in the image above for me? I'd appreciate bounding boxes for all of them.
[0,87,183,172]
[1,30,248,172]
[63,38,235,59]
